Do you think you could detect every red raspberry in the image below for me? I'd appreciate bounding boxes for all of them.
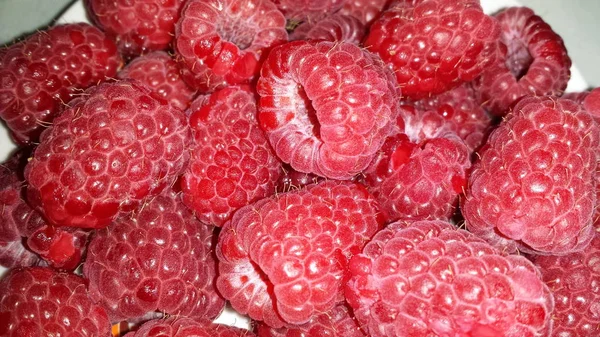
[365,0,500,99]
[83,188,224,322]
[25,80,191,229]
[175,0,288,93]
[363,133,471,222]
[462,96,599,255]
[345,220,555,337]
[290,14,366,45]
[0,23,122,144]
[27,225,90,271]
[256,303,366,337]
[276,165,323,193]
[123,317,256,337]
[402,83,493,153]
[85,0,187,57]
[181,86,282,227]
[216,181,383,327]
[257,40,400,180]
[532,234,600,337]
[339,0,391,26]
[117,51,197,111]
[472,7,571,116]
[272,0,347,22]
[0,267,111,337]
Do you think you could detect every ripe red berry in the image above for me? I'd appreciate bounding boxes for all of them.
[290,14,366,45]
[272,0,346,22]
[122,317,256,337]
[340,0,391,26]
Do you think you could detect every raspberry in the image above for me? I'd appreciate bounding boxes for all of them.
[86,0,187,57]
[25,80,191,229]
[462,96,599,255]
[345,220,555,337]
[123,317,256,337]
[339,0,391,26]
[0,267,111,337]
[216,180,383,327]
[402,83,493,153]
[290,14,366,45]
[0,23,122,144]
[175,0,288,93]
[532,234,600,337]
[365,0,500,99]
[256,303,366,337]
[181,86,282,227]
[362,133,471,222]
[276,165,323,193]
[27,225,89,271]
[117,51,197,111]
[272,0,346,22]
[472,7,571,116]
[83,188,224,322]
[257,40,399,180]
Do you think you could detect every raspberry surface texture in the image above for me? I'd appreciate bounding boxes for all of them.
[175,0,288,92]
[290,14,366,45]
[216,180,383,327]
[83,188,223,322]
[532,234,600,337]
[363,133,471,222]
[472,7,571,116]
[463,96,599,255]
[0,266,111,337]
[85,0,186,57]
[257,40,399,180]
[181,86,282,227]
[123,317,256,337]
[272,0,346,22]
[27,225,90,270]
[0,23,121,144]
[117,51,197,111]
[345,220,555,337]
[365,0,500,99]
[25,80,191,229]
[339,0,391,26]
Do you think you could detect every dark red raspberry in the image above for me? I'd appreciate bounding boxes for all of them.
[256,303,366,337]
[402,83,493,153]
[472,7,571,116]
[123,317,256,337]
[117,51,197,111]
[25,80,191,229]
[216,180,383,327]
[290,14,366,45]
[362,133,471,222]
[272,0,347,22]
[345,220,555,337]
[27,225,90,271]
[0,267,111,337]
[85,0,187,57]
[463,96,599,255]
[175,0,288,93]
[0,23,122,144]
[365,0,500,99]
[532,234,600,337]
[181,86,282,227]
[339,0,391,26]
[257,40,399,180]
[83,188,224,322]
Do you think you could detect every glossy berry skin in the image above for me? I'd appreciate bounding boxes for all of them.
[532,234,600,337]
[276,166,323,193]
[83,189,224,322]
[256,304,366,337]
[27,225,90,271]
[272,0,346,22]
[365,0,500,99]
[290,14,366,45]
[345,220,555,337]
[181,86,282,227]
[339,0,391,26]
[175,0,288,93]
[363,133,471,223]
[463,96,599,255]
[473,7,571,116]
[117,51,197,111]
[257,40,400,180]
[123,317,256,337]
[25,80,191,229]
[0,23,121,144]
[0,267,111,337]
[86,0,187,57]
[216,180,383,328]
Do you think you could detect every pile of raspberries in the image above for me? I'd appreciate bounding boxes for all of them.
[0,1,599,336]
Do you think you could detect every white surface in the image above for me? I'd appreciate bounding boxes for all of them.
[0,0,590,331]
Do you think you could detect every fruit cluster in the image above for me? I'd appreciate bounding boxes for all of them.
[0,0,598,336]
